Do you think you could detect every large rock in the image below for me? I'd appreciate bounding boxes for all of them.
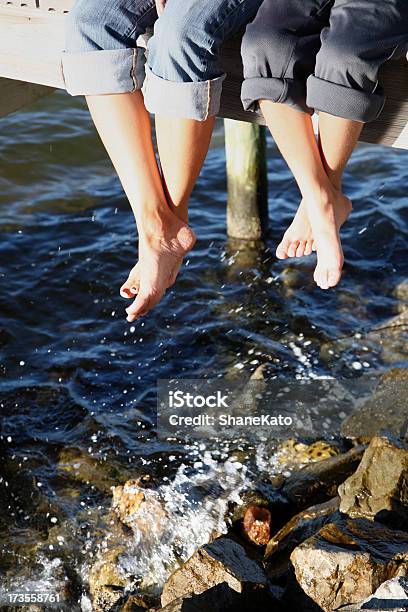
[290,515,408,612]
[341,369,408,441]
[159,582,280,612]
[112,478,167,537]
[281,445,365,510]
[88,546,129,611]
[161,536,268,608]
[339,437,408,529]
[265,497,339,561]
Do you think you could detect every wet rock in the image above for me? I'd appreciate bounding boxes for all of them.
[158,581,279,612]
[276,439,340,466]
[58,447,131,494]
[112,478,167,537]
[242,505,271,546]
[265,497,339,561]
[160,536,268,608]
[339,437,408,529]
[281,445,365,510]
[120,594,149,611]
[290,515,408,612]
[88,546,129,611]
[341,369,408,441]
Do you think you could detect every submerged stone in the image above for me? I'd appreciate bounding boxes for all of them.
[276,439,340,466]
[341,369,408,441]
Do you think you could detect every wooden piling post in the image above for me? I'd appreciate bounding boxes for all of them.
[224,119,268,240]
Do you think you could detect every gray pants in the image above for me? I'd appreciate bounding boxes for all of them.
[241,0,408,122]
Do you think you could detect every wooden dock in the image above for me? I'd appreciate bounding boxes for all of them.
[0,1,407,238]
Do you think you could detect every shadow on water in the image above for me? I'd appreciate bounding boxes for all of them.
[0,90,407,604]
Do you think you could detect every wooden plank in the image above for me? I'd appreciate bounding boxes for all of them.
[0,5,65,87]
[0,76,53,118]
[37,0,73,12]
[0,5,406,148]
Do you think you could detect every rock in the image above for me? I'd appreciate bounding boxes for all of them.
[158,581,280,611]
[359,576,408,610]
[161,536,268,608]
[339,437,408,529]
[120,594,149,611]
[341,369,408,441]
[112,478,167,537]
[276,439,340,466]
[58,447,131,494]
[88,546,129,611]
[242,505,271,546]
[281,445,365,510]
[265,497,339,560]
[290,515,408,612]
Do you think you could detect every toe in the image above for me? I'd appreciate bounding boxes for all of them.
[314,267,328,290]
[295,241,307,258]
[120,265,140,299]
[327,268,342,288]
[304,241,313,256]
[125,289,162,322]
[287,240,300,258]
[276,236,291,260]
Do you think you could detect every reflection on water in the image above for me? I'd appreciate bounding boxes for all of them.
[0,91,407,607]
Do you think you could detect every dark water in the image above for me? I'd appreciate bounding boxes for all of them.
[0,91,407,608]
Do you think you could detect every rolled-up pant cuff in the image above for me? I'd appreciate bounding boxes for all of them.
[62,47,146,96]
[307,75,385,123]
[143,66,226,120]
[241,77,312,115]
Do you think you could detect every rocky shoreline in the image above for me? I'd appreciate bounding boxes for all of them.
[86,368,408,612]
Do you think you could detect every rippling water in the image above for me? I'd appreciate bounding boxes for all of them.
[0,91,407,608]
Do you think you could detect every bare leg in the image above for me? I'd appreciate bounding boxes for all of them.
[318,112,363,190]
[260,101,352,289]
[86,91,196,320]
[155,115,216,223]
[276,113,362,261]
[121,114,215,308]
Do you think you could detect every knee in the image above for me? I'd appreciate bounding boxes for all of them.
[65,1,98,52]
[149,7,212,79]
[242,23,292,80]
[65,0,129,53]
[316,34,364,83]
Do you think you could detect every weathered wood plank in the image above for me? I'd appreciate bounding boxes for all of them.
[0,5,65,87]
[0,77,53,118]
[0,4,407,149]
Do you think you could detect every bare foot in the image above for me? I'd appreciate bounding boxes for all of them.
[308,189,352,290]
[276,200,316,260]
[276,196,351,261]
[120,209,196,322]
[276,191,352,290]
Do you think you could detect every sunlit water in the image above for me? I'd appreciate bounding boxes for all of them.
[0,92,407,609]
